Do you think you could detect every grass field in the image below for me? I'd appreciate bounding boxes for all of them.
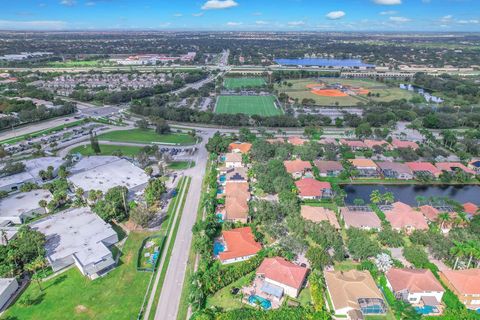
[215,95,283,116]
[46,60,113,68]
[3,231,153,320]
[70,144,144,157]
[97,129,197,145]
[167,161,195,170]
[276,78,417,106]
[224,77,266,89]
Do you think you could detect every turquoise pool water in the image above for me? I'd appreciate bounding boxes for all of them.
[219,175,226,183]
[216,213,224,223]
[415,305,436,315]
[248,295,271,310]
[213,241,225,256]
[217,188,224,195]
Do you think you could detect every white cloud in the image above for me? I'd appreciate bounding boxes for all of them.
[326,11,346,20]
[389,16,411,22]
[287,20,305,26]
[226,21,242,26]
[60,0,76,6]
[458,19,479,24]
[380,10,397,15]
[0,20,67,30]
[201,0,238,10]
[192,12,204,17]
[373,0,401,5]
[255,20,268,25]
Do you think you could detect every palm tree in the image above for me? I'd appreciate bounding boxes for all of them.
[463,240,480,269]
[438,212,450,231]
[370,190,382,205]
[453,212,468,227]
[25,257,47,291]
[451,241,467,270]
[382,192,394,205]
[38,200,48,214]
[415,195,427,206]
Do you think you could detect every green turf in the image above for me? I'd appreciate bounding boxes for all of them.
[97,129,196,145]
[3,231,153,320]
[224,77,266,89]
[215,95,283,116]
[167,161,195,170]
[69,144,144,157]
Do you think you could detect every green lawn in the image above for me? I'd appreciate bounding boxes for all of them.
[167,161,195,170]
[206,272,255,311]
[215,95,283,116]
[69,144,144,156]
[97,129,196,145]
[224,77,266,89]
[3,231,153,320]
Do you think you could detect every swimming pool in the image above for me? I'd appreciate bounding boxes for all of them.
[216,213,224,223]
[219,175,226,183]
[415,305,437,315]
[248,295,272,310]
[213,241,225,256]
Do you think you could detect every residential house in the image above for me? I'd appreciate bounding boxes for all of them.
[228,142,252,154]
[0,278,18,310]
[256,257,308,298]
[439,269,480,310]
[217,227,261,265]
[463,202,479,217]
[314,160,343,177]
[349,159,380,177]
[435,162,476,175]
[386,268,444,313]
[284,159,312,179]
[406,162,442,179]
[0,190,52,224]
[287,136,308,146]
[419,205,441,223]
[324,270,387,318]
[301,205,340,229]
[295,178,332,200]
[383,202,429,233]
[266,137,285,144]
[225,167,248,183]
[318,138,337,145]
[340,207,382,230]
[340,139,367,151]
[467,159,480,174]
[377,161,414,180]
[224,152,243,168]
[364,139,391,150]
[391,139,419,150]
[224,182,250,223]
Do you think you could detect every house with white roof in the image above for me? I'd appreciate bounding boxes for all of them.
[0,190,52,224]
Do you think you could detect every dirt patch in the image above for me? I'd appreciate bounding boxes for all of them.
[124,252,133,264]
[75,305,88,313]
[311,89,348,97]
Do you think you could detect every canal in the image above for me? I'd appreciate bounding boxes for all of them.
[343,184,480,206]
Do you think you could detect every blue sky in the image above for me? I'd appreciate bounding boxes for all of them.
[0,0,479,31]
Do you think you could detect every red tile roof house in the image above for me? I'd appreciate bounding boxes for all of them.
[228,142,252,154]
[386,268,445,314]
[295,178,333,200]
[340,207,382,231]
[463,202,479,217]
[439,269,480,310]
[406,162,442,179]
[349,159,380,177]
[224,152,243,168]
[377,161,414,180]
[364,139,392,150]
[301,205,340,229]
[283,159,312,179]
[217,227,262,265]
[224,182,250,223]
[391,139,420,151]
[318,138,337,145]
[435,162,476,175]
[340,139,368,151]
[287,136,308,146]
[314,160,343,177]
[383,201,429,233]
[256,257,308,298]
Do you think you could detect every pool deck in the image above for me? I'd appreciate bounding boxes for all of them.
[241,277,283,309]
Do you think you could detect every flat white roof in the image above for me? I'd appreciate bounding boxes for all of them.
[68,157,149,193]
[0,278,17,293]
[31,207,117,266]
[0,171,35,189]
[0,190,52,219]
[0,157,64,188]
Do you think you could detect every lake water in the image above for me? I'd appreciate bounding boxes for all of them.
[399,84,444,103]
[343,184,480,206]
[274,58,375,68]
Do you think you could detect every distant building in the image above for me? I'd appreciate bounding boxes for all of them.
[406,162,442,178]
[300,205,340,229]
[364,140,391,150]
[340,139,367,151]
[287,136,308,146]
[295,178,332,200]
[435,162,476,175]
[31,207,119,279]
[314,160,343,177]
[349,159,379,177]
[383,202,429,233]
[377,161,414,180]
[283,159,312,179]
[0,190,52,224]
[217,227,261,265]
[391,139,419,150]
[0,278,18,310]
[463,202,479,217]
[340,206,382,230]
[439,269,480,310]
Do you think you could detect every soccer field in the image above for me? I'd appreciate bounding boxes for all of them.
[224,77,266,89]
[215,95,283,116]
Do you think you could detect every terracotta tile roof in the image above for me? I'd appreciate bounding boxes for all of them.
[463,202,479,215]
[364,140,391,149]
[419,205,440,222]
[387,268,444,293]
[439,269,480,295]
[340,207,382,229]
[225,182,250,220]
[314,160,343,174]
[287,136,308,146]
[301,205,340,228]
[391,139,419,150]
[406,162,442,177]
[324,270,385,312]
[349,158,378,169]
[435,162,476,175]
[266,137,285,144]
[384,202,429,230]
[295,178,331,198]
[340,139,367,148]
[318,138,337,145]
[224,152,242,163]
[283,159,312,174]
[377,161,413,175]
[219,227,262,262]
[228,142,252,154]
[257,257,308,290]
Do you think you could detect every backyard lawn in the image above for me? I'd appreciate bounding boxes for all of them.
[97,129,197,145]
[69,144,144,156]
[3,231,153,320]
[167,161,195,170]
[206,272,255,311]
